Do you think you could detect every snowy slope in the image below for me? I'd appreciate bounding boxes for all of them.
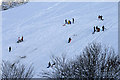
[2,2,118,77]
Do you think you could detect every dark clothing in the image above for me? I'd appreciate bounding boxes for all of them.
[94,26,96,32]
[51,63,55,67]
[52,63,55,65]
[96,26,98,29]
[102,26,104,31]
[96,28,100,32]
[65,19,67,24]
[21,36,23,41]
[17,39,23,43]
[47,62,51,68]
[17,36,23,43]
[68,38,72,43]
[68,20,71,24]
[98,15,104,21]
[9,46,11,52]
[69,20,71,24]
[72,18,74,24]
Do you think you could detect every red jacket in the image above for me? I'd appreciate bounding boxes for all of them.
[21,36,23,41]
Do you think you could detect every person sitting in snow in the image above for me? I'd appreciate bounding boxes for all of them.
[17,37,21,43]
[18,37,20,41]
[96,26,100,32]
[17,36,23,43]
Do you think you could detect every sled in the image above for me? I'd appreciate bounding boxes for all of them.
[63,24,66,26]
[19,56,26,59]
[102,19,104,21]
[17,40,23,43]
[92,32,95,34]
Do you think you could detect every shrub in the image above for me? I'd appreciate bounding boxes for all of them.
[42,43,120,80]
[2,60,34,80]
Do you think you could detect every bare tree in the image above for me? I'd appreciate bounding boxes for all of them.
[2,60,34,80]
[42,42,120,80]
[1,0,29,11]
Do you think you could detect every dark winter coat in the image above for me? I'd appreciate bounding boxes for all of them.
[65,19,67,24]
[9,46,11,52]
[72,18,74,24]
[21,36,23,41]
[94,26,96,32]
[47,62,51,68]
[102,26,104,31]
[68,38,72,43]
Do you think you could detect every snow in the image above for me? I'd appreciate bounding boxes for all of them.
[2,2,118,77]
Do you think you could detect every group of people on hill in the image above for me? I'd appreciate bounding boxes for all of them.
[8,36,24,52]
[8,15,106,68]
[63,18,74,26]
[92,15,106,34]
[93,25,105,34]
[47,62,55,68]
[17,36,24,43]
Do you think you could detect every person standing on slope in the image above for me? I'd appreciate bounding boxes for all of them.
[65,19,67,24]
[102,25,105,31]
[47,62,51,68]
[92,26,96,34]
[72,18,74,24]
[68,37,72,43]
[21,36,23,41]
[94,26,96,32]
[9,46,11,52]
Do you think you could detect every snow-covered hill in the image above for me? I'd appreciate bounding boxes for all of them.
[2,2,118,77]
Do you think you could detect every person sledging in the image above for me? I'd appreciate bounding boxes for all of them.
[63,19,67,26]
[17,36,24,43]
[18,37,20,41]
[17,37,21,43]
